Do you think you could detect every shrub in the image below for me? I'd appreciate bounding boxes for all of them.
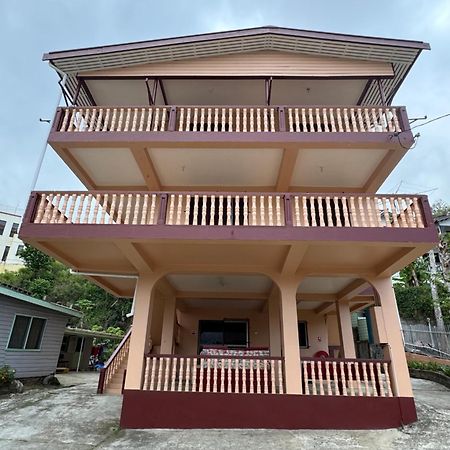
[408,360,450,377]
[0,365,16,386]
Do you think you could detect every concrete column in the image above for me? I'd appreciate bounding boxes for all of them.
[336,300,356,358]
[268,290,282,357]
[279,280,302,394]
[160,295,176,354]
[125,273,158,390]
[370,277,413,397]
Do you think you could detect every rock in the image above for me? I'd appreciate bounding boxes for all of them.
[42,375,60,386]
[9,380,24,393]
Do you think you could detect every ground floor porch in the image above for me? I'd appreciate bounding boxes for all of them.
[101,271,418,429]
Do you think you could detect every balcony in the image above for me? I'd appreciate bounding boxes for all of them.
[47,105,414,195]
[52,104,410,142]
[20,190,437,298]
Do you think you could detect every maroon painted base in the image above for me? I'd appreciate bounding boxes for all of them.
[120,390,417,429]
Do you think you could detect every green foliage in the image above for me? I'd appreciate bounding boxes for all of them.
[432,199,450,218]
[0,244,132,333]
[394,257,430,287]
[0,366,15,386]
[408,360,450,377]
[105,327,125,336]
[394,284,435,322]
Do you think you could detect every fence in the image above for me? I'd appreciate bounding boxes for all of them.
[401,320,450,359]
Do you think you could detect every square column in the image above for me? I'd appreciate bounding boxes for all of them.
[268,290,282,357]
[336,300,356,358]
[279,281,302,394]
[370,277,413,397]
[160,295,176,354]
[125,273,158,390]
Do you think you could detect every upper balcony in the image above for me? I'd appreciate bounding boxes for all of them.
[48,104,413,194]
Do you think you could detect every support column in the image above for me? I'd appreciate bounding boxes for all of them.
[279,280,302,394]
[268,290,282,357]
[336,300,356,358]
[160,295,176,354]
[371,277,413,397]
[125,273,158,390]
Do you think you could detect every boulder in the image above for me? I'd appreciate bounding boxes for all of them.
[42,375,60,386]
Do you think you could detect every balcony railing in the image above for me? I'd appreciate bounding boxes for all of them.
[54,105,405,135]
[143,354,285,394]
[28,191,427,230]
[141,354,393,397]
[302,357,393,397]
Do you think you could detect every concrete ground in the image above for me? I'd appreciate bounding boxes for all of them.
[0,373,449,450]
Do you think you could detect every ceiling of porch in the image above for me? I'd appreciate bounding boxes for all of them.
[57,144,394,193]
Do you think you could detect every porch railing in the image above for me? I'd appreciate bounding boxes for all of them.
[302,357,393,397]
[143,354,285,394]
[97,329,131,394]
[28,191,427,230]
[54,105,404,134]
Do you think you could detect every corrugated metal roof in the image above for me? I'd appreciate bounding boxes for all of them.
[45,26,429,107]
[0,284,82,318]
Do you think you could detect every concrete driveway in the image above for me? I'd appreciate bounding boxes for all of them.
[0,373,449,449]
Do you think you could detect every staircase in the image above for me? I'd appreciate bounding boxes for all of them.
[97,329,131,395]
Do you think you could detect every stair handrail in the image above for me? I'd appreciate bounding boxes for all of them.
[97,328,132,394]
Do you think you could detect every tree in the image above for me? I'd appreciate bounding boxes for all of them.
[0,245,132,333]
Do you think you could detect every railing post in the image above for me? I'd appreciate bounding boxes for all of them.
[168,107,177,131]
[51,108,63,133]
[97,368,106,394]
[158,194,168,225]
[22,192,39,224]
[419,196,433,228]
[284,194,292,226]
[278,107,286,132]
[397,106,410,132]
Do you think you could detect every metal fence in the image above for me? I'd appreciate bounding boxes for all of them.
[401,320,450,359]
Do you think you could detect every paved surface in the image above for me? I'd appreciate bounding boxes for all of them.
[0,373,449,449]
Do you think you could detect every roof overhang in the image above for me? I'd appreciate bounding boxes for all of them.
[64,327,123,340]
[0,284,82,318]
[44,26,430,107]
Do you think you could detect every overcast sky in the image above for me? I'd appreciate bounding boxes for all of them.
[1,0,449,213]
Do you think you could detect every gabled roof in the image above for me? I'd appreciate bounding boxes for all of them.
[44,26,430,107]
[0,284,82,318]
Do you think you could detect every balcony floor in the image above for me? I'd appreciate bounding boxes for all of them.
[21,225,433,297]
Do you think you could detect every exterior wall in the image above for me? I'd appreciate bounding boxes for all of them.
[0,295,69,377]
[175,307,270,355]
[83,50,394,78]
[0,211,24,268]
[326,314,341,348]
[60,335,94,370]
[167,306,329,357]
[296,310,329,357]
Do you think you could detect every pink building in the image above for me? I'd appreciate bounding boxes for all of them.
[20,26,437,429]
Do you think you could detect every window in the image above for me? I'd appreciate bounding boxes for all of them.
[298,321,309,348]
[198,320,248,351]
[9,223,19,237]
[15,245,24,257]
[7,315,46,350]
[0,220,6,235]
[1,246,10,262]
